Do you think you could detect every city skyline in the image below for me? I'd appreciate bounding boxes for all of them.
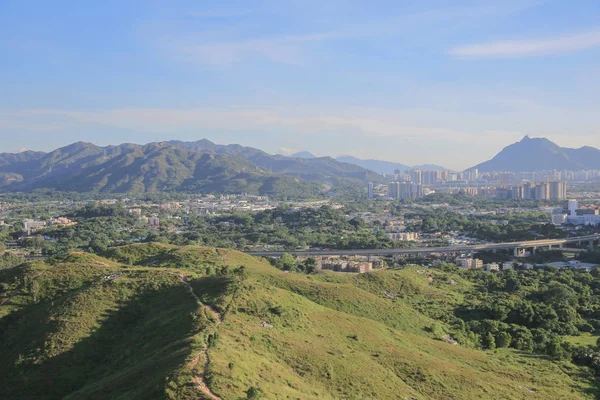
[2,0,600,170]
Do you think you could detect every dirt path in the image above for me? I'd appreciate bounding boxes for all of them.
[178,274,223,400]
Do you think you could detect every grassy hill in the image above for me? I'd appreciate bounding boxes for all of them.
[1,245,598,399]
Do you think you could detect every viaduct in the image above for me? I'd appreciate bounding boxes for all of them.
[245,234,600,258]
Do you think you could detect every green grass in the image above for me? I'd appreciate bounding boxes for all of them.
[1,244,599,399]
[565,333,600,347]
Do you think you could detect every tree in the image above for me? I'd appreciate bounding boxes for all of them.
[278,253,297,272]
[484,332,496,350]
[246,387,262,399]
[546,337,565,359]
[303,257,318,274]
[496,332,512,348]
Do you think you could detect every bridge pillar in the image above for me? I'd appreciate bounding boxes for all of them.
[590,240,595,250]
[559,243,565,249]
[513,248,526,257]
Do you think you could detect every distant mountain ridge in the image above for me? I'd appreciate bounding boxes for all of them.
[166,140,383,186]
[470,136,600,172]
[290,151,315,159]
[335,156,447,175]
[0,142,324,196]
[0,139,384,196]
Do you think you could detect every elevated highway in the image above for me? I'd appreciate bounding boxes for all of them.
[245,234,600,257]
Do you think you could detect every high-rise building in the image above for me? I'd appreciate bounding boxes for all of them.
[534,183,549,200]
[388,181,423,199]
[367,182,374,198]
[410,170,422,185]
[387,182,400,199]
[549,181,567,200]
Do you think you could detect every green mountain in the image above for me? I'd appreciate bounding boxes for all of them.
[0,142,323,197]
[0,139,384,195]
[167,139,383,185]
[471,136,600,172]
[0,244,596,399]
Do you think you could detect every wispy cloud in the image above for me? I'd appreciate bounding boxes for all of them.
[1,107,522,146]
[174,32,338,66]
[157,1,544,66]
[4,103,600,170]
[450,30,600,58]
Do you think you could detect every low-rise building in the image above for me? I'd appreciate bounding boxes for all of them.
[48,217,77,227]
[460,258,483,269]
[502,262,514,270]
[388,232,419,241]
[22,219,47,234]
[485,263,500,271]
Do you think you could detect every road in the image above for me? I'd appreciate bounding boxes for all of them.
[245,234,600,257]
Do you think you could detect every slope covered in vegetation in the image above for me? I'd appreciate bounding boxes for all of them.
[1,245,598,399]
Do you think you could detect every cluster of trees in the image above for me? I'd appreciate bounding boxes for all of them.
[412,192,563,211]
[183,205,401,251]
[40,204,143,255]
[269,253,318,274]
[432,266,600,374]
[404,208,565,242]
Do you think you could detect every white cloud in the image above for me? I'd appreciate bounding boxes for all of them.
[172,32,338,66]
[277,147,299,155]
[4,99,600,170]
[450,30,600,58]
[156,1,544,66]
[1,106,524,147]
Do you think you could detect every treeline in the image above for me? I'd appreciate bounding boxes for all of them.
[184,205,403,250]
[431,266,600,374]
[403,208,565,242]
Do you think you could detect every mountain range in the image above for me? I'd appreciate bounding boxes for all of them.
[1,135,596,195]
[0,140,382,196]
[471,136,600,172]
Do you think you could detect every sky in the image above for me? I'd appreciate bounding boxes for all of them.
[1,0,599,170]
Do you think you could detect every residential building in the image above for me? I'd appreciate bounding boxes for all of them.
[485,263,500,271]
[388,232,419,241]
[410,170,422,185]
[22,219,46,234]
[502,262,514,270]
[461,258,483,269]
[48,217,76,227]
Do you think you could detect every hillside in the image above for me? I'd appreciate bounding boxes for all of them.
[166,139,384,185]
[0,142,324,197]
[471,136,600,172]
[0,139,386,195]
[1,244,598,399]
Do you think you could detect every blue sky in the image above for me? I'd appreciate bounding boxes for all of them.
[1,0,599,170]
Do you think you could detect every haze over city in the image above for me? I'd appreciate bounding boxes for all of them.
[2,0,600,170]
